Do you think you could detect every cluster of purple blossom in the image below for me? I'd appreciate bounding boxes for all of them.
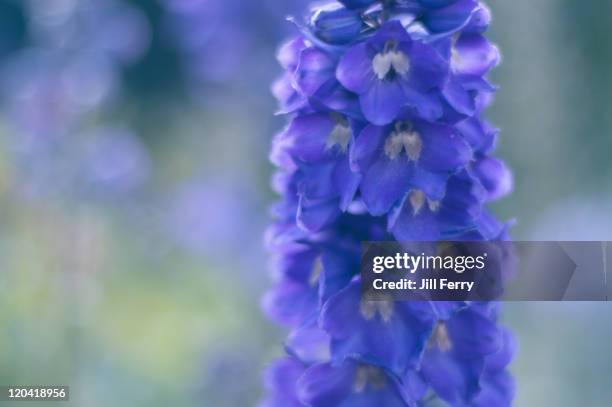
[0,0,150,200]
[263,0,515,405]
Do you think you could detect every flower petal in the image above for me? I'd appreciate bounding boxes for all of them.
[422,0,478,33]
[360,79,406,126]
[262,278,318,326]
[297,195,340,232]
[360,155,415,216]
[404,41,449,90]
[391,196,441,241]
[336,42,375,94]
[295,47,337,96]
[261,357,306,407]
[350,124,387,172]
[453,33,500,77]
[285,113,335,162]
[418,122,472,172]
[333,155,362,210]
[298,362,354,407]
[472,156,513,201]
[321,281,435,376]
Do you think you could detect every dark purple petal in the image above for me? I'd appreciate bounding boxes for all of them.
[261,358,305,407]
[472,157,513,201]
[295,47,337,96]
[485,328,516,372]
[417,0,455,7]
[361,79,406,125]
[319,280,363,339]
[319,249,358,301]
[286,318,331,363]
[285,113,335,162]
[409,167,448,200]
[417,122,472,172]
[270,241,318,281]
[437,171,486,227]
[339,385,409,407]
[467,209,507,240]
[391,197,441,241]
[422,0,478,33]
[473,370,515,407]
[441,79,476,118]
[297,195,341,232]
[297,161,337,199]
[321,282,435,376]
[309,5,364,45]
[456,116,497,153]
[333,156,362,210]
[446,307,502,357]
[350,124,387,172]
[310,80,362,118]
[297,362,354,406]
[338,0,376,9]
[421,348,483,405]
[401,87,444,122]
[403,41,449,90]
[262,278,318,326]
[336,42,375,94]
[453,33,500,77]
[360,155,415,216]
[272,73,307,114]
[277,36,306,71]
[370,20,413,47]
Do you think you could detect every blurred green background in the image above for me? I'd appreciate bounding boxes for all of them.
[0,0,611,405]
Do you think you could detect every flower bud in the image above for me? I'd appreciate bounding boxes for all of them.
[309,4,364,45]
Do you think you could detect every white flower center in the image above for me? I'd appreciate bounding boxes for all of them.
[325,116,351,153]
[427,321,453,352]
[409,189,426,215]
[450,34,462,72]
[384,127,422,161]
[353,365,387,393]
[360,298,394,322]
[309,257,322,286]
[427,199,441,212]
[372,49,410,80]
[451,46,462,71]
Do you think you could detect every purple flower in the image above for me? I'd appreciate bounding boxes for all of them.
[388,170,490,241]
[276,35,361,117]
[277,112,362,230]
[263,1,515,406]
[309,3,365,45]
[321,280,435,377]
[420,303,506,405]
[417,0,479,34]
[298,359,422,407]
[336,21,448,125]
[351,120,472,215]
[260,358,307,407]
[338,0,377,10]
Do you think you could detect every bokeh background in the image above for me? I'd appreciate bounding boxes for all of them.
[0,0,611,405]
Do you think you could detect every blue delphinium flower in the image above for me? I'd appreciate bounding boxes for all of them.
[264,1,515,406]
[336,21,448,125]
